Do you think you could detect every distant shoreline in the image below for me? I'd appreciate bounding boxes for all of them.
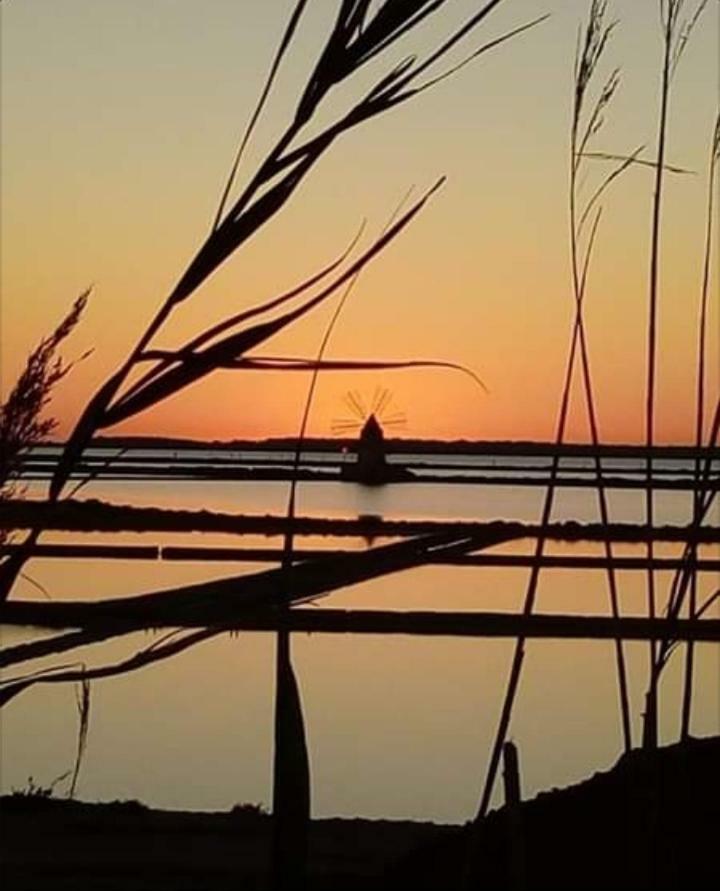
[42,435,719,460]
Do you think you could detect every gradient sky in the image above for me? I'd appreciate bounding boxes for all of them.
[1,0,718,443]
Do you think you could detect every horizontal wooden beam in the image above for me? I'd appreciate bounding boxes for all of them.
[2,606,718,642]
[1,542,718,573]
[150,609,720,641]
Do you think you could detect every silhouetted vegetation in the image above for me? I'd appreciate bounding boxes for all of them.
[0,292,88,545]
[0,1,717,889]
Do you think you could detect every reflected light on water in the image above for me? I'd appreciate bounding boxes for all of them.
[1,473,718,820]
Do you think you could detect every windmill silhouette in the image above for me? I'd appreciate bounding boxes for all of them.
[331,387,406,435]
[333,388,408,485]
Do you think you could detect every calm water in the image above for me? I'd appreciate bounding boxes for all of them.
[1,450,718,821]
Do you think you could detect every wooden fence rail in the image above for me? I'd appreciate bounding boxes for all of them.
[1,542,719,573]
[2,605,719,642]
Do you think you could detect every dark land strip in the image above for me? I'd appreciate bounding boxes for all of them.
[2,736,718,890]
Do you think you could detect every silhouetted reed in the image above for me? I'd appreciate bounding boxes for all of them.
[0,294,88,497]
[68,678,90,800]
[0,292,88,554]
[680,112,720,738]
[569,0,632,753]
[642,0,709,750]
[635,112,720,745]
[471,0,633,831]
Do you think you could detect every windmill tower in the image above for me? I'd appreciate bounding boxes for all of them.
[356,412,387,482]
[332,388,406,485]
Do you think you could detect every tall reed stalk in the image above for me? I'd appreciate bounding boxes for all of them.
[642,0,708,750]
[680,113,720,739]
[468,3,632,836]
[568,0,632,753]
[642,2,673,750]
[271,195,408,890]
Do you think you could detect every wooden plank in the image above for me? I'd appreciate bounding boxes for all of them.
[2,605,718,641]
[224,609,720,641]
[1,542,718,573]
[0,544,160,559]
[502,741,526,891]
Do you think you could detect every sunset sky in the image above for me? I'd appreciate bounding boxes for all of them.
[1,0,717,443]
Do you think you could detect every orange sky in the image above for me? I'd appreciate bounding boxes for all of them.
[1,0,717,444]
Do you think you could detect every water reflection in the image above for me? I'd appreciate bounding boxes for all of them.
[1,475,718,821]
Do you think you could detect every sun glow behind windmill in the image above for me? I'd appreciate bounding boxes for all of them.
[331,387,406,437]
[333,388,412,486]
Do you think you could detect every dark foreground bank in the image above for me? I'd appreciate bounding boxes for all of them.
[1,736,718,890]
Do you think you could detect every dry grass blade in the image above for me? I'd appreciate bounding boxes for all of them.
[395,0,509,86]
[671,0,709,74]
[102,180,446,427]
[212,356,488,392]
[567,2,636,754]
[171,153,322,308]
[180,225,365,354]
[297,3,416,115]
[640,0,706,748]
[65,448,128,499]
[280,189,417,573]
[117,223,365,410]
[0,630,222,708]
[577,145,644,233]
[469,0,632,837]
[212,0,309,231]
[0,679,34,707]
[697,590,720,619]
[0,626,124,670]
[48,368,127,502]
[68,678,90,799]
[579,150,694,174]
[404,15,549,100]
[343,2,443,68]
[677,113,719,735]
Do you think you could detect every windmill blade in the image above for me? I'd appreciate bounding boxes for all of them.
[352,389,368,418]
[376,387,393,417]
[345,391,366,419]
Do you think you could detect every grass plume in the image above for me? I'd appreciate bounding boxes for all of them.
[0,292,89,554]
